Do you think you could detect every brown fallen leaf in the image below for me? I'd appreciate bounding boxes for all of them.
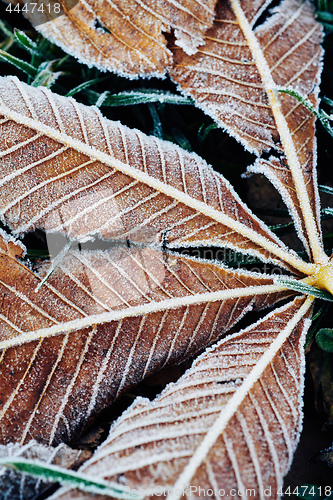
[11,0,325,263]
[50,295,313,500]
[0,76,306,273]
[0,228,287,446]
[170,0,324,262]
[17,0,218,76]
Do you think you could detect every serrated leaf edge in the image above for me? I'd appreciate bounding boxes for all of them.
[0,77,316,276]
[229,0,327,265]
[167,295,313,500]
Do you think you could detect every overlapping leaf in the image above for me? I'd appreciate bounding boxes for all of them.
[19,0,217,76]
[0,76,310,274]
[51,296,313,500]
[12,0,326,262]
[0,440,91,500]
[170,0,325,262]
[171,0,321,154]
[0,228,288,446]
[0,0,329,496]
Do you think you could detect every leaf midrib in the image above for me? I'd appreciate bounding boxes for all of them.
[0,283,286,349]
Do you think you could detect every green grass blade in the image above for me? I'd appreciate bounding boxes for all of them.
[148,103,163,139]
[319,184,333,195]
[321,21,333,32]
[32,70,62,88]
[0,50,37,77]
[317,0,328,10]
[317,10,333,21]
[0,20,14,40]
[322,207,333,217]
[0,458,142,499]
[269,221,295,235]
[35,240,73,291]
[275,278,333,301]
[278,87,319,114]
[95,90,110,107]
[31,61,63,88]
[52,54,71,70]
[26,248,50,258]
[65,77,107,97]
[0,37,15,52]
[323,96,333,108]
[86,89,194,107]
[13,29,41,57]
[198,122,218,143]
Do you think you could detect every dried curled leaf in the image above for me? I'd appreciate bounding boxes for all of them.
[0,229,288,446]
[51,296,313,500]
[170,0,325,263]
[20,0,218,76]
[0,76,311,275]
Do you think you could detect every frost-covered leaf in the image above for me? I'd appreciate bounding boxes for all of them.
[0,440,90,500]
[171,0,321,154]
[0,2,328,494]
[50,296,313,500]
[0,229,288,446]
[18,0,218,77]
[6,0,326,264]
[170,0,326,264]
[0,76,311,275]
[10,0,325,262]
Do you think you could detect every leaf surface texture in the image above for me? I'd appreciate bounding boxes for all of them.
[0,229,287,446]
[0,0,327,493]
[170,0,325,262]
[6,0,326,262]
[51,296,313,500]
[0,76,308,274]
[22,0,218,76]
